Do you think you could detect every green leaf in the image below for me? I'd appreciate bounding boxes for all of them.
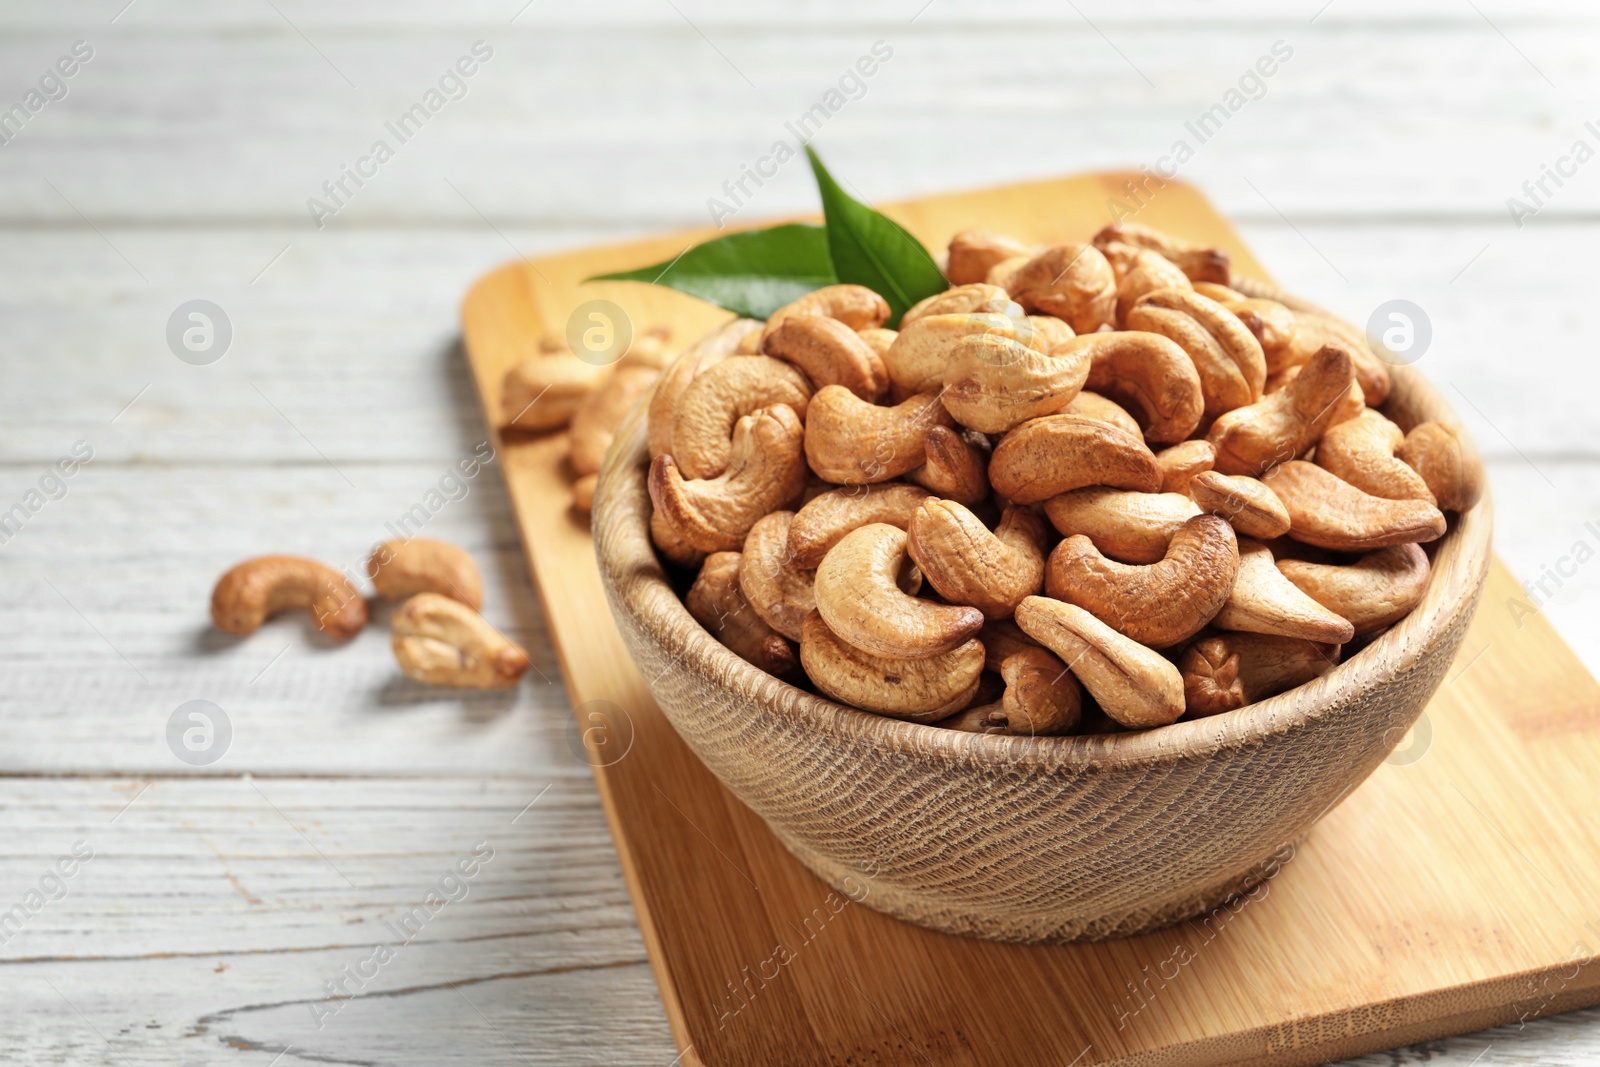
[586,223,837,320]
[805,146,947,327]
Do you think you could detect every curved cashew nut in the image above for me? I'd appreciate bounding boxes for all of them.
[1315,408,1434,502]
[1285,311,1391,406]
[1043,488,1201,565]
[368,538,483,611]
[1189,470,1291,540]
[940,331,1091,434]
[1212,538,1356,644]
[907,426,990,505]
[686,551,799,680]
[500,355,605,432]
[804,387,955,485]
[760,284,890,346]
[1180,633,1340,717]
[906,500,1047,619]
[1092,222,1231,284]
[762,313,888,402]
[1126,287,1267,416]
[737,510,815,642]
[901,283,1019,326]
[1156,439,1216,495]
[1014,596,1185,729]
[1206,345,1357,476]
[800,611,984,721]
[1078,331,1205,443]
[1263,460,1447,551]
[988,414,1161,505]
[946,229,1034,286]
[884,312,1041,394]
[785,482,932,568]
[669,356,813,480]
[391,593,530,689]
[997,646,1083,736]
[1192,283,1296,368]
[1278,542,1431,634]
[1397,420,1486,512]
[212,555,368,640]
[1114,250,1192,326]
[570,363,660,476]
[651,507,706,569]
[1004,244,1117,334]
[814,523,984,658]
[1046,514,1239,648]
[649,404,809,553]
[1064,390,1143,438]
[647,318,759,459]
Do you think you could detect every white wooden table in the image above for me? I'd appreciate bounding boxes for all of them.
[2,3,1597,1063]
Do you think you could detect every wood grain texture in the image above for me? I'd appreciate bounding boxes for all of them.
[463,173,1600,1064]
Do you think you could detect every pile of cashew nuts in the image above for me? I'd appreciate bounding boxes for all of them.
[210,540,530,689]
[638,222,1484,734]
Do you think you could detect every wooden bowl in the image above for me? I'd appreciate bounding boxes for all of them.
[592,360,1492,943]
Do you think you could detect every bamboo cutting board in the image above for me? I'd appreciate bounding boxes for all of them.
[460,174,1600,1067]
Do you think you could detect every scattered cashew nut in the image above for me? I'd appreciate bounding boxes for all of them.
[1315,408,1434,503]
[1211,538,1356,644]
[686,551,799,680]
[1278,542,1431,634]
[212,555,368,640]
[738,510,816,642]
[799,610,984,722]
[1263,460,1447,551]
[368,538,483,610]
[1014,596,1186,729]
[988,414,1162,505]
[1189,470,1291,540]
[804,387,955,485]
[814,523,984,658]
[391,592,530,689]
[1043,488,1202,564]
[906,500,1047,619]
[1397,420,1486,512]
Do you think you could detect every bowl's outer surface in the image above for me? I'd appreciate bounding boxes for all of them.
[595,316,1491,945]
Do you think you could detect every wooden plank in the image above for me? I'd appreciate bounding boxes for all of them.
[460,172,1600,1066]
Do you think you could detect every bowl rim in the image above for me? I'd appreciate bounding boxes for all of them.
[594,339,1493,775]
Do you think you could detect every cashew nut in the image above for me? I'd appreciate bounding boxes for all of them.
[669,356,813,480]
[1397,420,1486,512]
[391,592,530,689]
[906,426,990,505]
[786,482,932,568]
[1262,460,1447,551]
[1064,390,1143,438]
[1043,488,1201,565]
[857,327,897,360]
[1206,345,1358,476]
[1278,542,1431,634]
[1192,283,1296,368]
[1114,250,1192,326]
[570,363,660,476]
[1079,331,1205,443]
[906,501,1047,619]
[1314,408,1434,503]
[1156,439,1216,495]
[1027,315,1074,349]
[901,283,1019,325]
[212,555,368,640]
[988,414,1162,505]
[500,355,605,432]
[800,611,984,721]
[997,646,1083,736]
[1180,633,1340,717]
[1046,514,1239,647]
[1092,222,1231,285]
[1285,311,1391,406]
[940,330,1092,434]
[946,229,1034,286]
[762,313,888,402]
[737,510,815,642]
[646,318,759,460]
[1004,244,1118,334]
[1212,538,1356,644]
[814,523,984,658]
[760,284,890,346]
[884,312,1041,394]
[1189,470,1291,540]
[649,404,809,553]
[687,551,799,680]
[984,253,1033,293]
[804,387,955,485]
[1014,596,1185,729]
[367,538,483,610]
[651,507,706,569]
[1126,287,1267,417]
